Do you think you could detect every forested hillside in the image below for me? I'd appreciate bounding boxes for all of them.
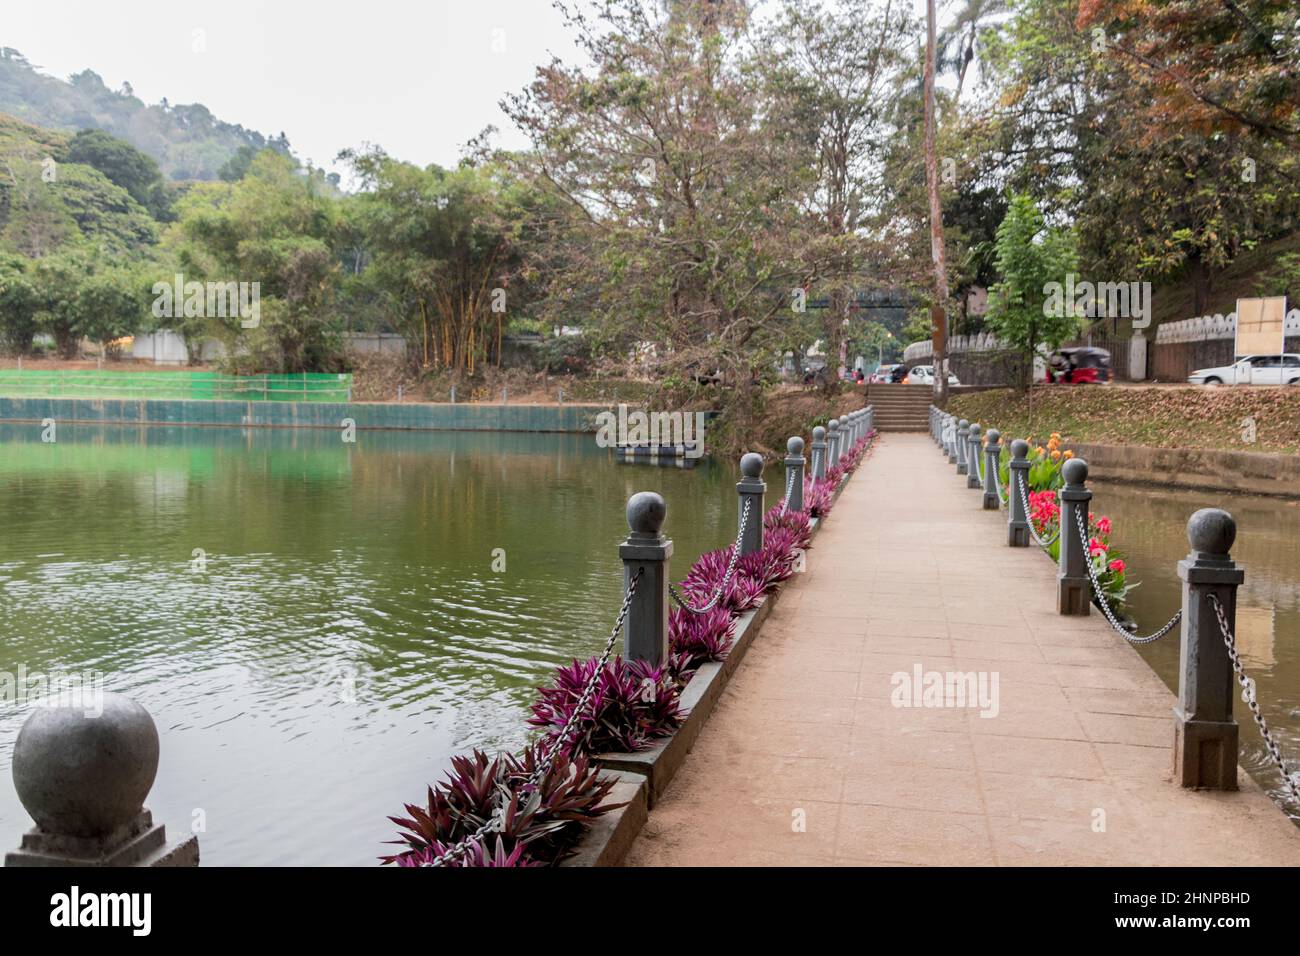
[0,47,292,180]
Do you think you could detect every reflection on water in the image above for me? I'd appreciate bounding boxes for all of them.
[0,423,757,865]
[1091,480,1300,819]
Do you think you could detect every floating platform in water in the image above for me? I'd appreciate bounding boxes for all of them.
[615,443,705,468]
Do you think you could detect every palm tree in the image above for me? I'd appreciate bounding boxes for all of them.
[937,0,1009,104]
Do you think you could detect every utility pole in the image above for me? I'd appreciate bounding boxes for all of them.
[924,0,949,406]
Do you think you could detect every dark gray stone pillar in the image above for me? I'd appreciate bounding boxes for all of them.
[620,492,673,666]
[784,437,805,512]
[1057,457,1091,615]
[6,694,199,867]
[966,423,983,489]
[956,419,970,474]
[1174,508,1243,790]
[737,453,766,556]
[811,426,827,481]
[1007,439,1031,547]
[827,419,841,467]
[982,428,1001,510]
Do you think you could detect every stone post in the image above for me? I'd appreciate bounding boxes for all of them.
[827,419,841,467]
[946,415,957,463]
[1173,509,1243,790]
[1057,457,1092,615]
[1007,439,1031,547]
[982,428,1001,510]
[784,437,805,513]
[619,492,673,666]
[955,419,970,474]
[966,424,983,489]
[5,693,199,866]
[737,453,766,556]
[811,426,827,481]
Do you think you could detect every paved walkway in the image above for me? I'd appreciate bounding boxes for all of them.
[627,433,1300,866]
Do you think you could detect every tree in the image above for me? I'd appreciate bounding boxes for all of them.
[172,151,343,372]
[0,254,39,354]
[76,268,148,357]
[983,193,1079,388]
[924,0,950,403]
[65,128,171,219]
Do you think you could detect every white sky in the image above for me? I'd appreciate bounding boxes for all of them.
[2,0,579,177]
[3,0,945,182]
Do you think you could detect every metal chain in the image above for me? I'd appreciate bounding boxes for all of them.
[668,497,752,615]
[993,464,1007,509]
[1071,506,1180,644]
[974,446,985,483]
[1016,474,1060,548]
[426,568,643,867]
[1206,594,1300,802]
[779,466,796,516]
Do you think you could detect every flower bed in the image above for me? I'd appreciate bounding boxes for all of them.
[996,431,1136,613]
[384,427,875,866]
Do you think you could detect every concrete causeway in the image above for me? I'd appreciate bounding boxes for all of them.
[627,433,1300,866]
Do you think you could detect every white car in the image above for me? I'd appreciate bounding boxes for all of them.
[1187,354,1300,386]
[907,365,960,386]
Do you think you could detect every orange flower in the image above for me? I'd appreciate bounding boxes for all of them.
[1051,450,1062,460]
[1063,449,1074,459]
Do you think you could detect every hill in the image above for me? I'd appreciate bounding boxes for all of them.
[0,47,293,181]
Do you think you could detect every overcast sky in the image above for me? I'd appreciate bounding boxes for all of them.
[3,0,580,176]
[4,1,944,182]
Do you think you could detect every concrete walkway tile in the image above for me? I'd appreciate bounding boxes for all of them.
[842,764,985,816]
[972,735,1107,780]
[837,805,996,866]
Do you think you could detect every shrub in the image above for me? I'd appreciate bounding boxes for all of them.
[803,478,835,517]
[528,655,683,757]
[678,546,767,612]
[384,745,620,866]
[668,606,736,675]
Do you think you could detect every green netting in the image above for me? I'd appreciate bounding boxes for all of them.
[0,370,352,402]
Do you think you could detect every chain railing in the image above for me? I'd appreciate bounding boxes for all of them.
[992,465,1008,509]
[779,465,796,517]
[1070,506,1181,645]
[974,446,985,483]
[1016,475,1060,548]
[426,568,644,867]
[1208,594,1300,803]
[668,497,752,615]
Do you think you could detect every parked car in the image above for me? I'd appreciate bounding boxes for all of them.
[871,364,904,383]
[1188,354,1300,386]
[906,365,960,386]
[1046,347,1113,384]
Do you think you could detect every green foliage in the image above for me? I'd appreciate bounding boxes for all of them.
[0,253,39,353]
[66,128,172,219]
[984,193,1079,386]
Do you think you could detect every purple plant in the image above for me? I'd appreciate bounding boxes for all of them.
[384,745,621,867]
[528,655,684,757]
[764,505,813,550]
[678,546,767,612]
[397,837,543,868]
[803,477,834,517]
[668,605,736,675]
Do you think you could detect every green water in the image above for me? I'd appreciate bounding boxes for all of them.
[1090,480,1300,819]
[0,423,755,865]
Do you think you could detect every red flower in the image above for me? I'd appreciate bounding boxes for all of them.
[1108,559,1126,574]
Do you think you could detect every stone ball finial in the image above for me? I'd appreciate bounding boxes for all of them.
[958,419,969,430]
[626,491,666,534]
[1010,438,1029,458]
[969,423,981,437]
[740,452,764,478]
[828,419,840,433]
[787,436,805,456]
[812,425,826,441]
[1187,508,1236,556]
[12,692,159,839]
[1061,456,1089,486]
[986,428,1000,445]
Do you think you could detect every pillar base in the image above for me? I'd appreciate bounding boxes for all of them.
[1173,710,1239,790]
[967,473,981,489]
[947,453,956,464]
[1008,525,1029,548]
[956,463,967,475]
[982,493,999,510]
[5,810,199,867]
[1057,577,1090,615]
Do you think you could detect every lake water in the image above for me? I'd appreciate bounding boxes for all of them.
[1090,479,1300,820]
[0,423,754,865]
